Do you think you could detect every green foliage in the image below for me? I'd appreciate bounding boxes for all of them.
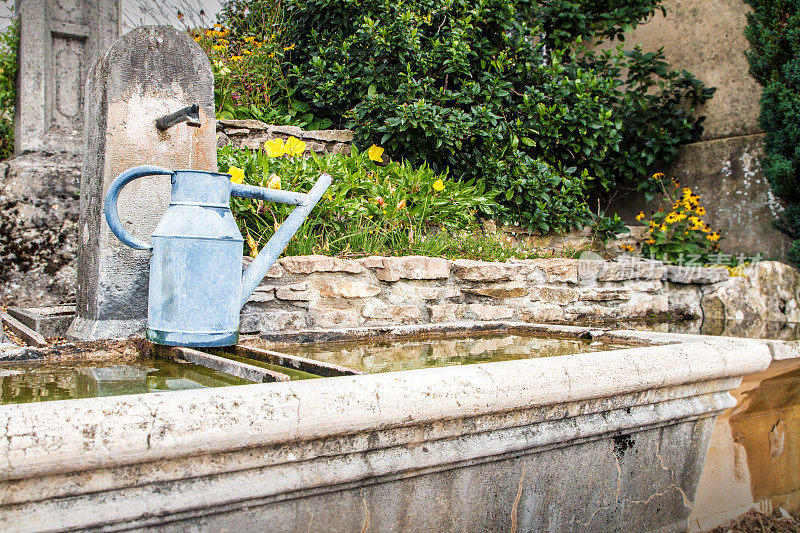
[745,0,800,263]
[590,211,629,245]
[218,145,501,258]
[0,14,17,160]
[218,0,713,233]
[637,179,721,264]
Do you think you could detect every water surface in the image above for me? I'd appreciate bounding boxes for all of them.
[0,356,253,405]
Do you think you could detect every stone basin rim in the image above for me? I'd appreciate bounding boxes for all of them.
[0,332,771,482]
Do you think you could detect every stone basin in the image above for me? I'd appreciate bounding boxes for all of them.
[0,322,777,531]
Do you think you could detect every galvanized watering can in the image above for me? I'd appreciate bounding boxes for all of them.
[104,165,331,347]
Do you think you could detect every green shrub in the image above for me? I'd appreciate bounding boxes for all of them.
[745,0,800,263]
[216,0,713,233]
[0,14,17,160]
[218,144,501,258]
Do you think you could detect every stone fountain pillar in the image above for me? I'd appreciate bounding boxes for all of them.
[67,26,217,341]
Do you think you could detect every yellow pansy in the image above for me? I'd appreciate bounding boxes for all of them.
[284,136,307,157]
[228,165,245,184]
[432,179,445,192]
[368,144,384,162]
[266,173,281,190]
[247,233,258,258]
[264,138,285,158]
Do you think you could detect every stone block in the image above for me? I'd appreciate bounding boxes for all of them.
[518,304,566,323]
[578,258,666,283]
[6,305,76,338]
[224,128,249,136]
[362,304,426,324]
[467,304,514,321]
[528,286,580,305]
[280,255,335,274]
[620,293,669,317]
[275,283,311,301]
[450,259,518,282]
[428,303,467,322]
[301,129,355,143]
[666,286,703,318]
[361,256,450,282]
[308,306,360,328]
[578,288,633,301]
[271,125,305,137]
[388,282,459,304]
[217,119,270,131]
[245,286,275,303]
[280,255,363,274]
[461,283,529,298]
[317,280,381,299]
[68,27,217,341]
[665,265,729,284]
[240,310,306,333]
[518,258,579,284]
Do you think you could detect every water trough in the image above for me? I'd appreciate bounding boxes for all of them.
[0,322,777,532]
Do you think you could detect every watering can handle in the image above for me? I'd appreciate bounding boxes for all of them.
[104,165,175,250]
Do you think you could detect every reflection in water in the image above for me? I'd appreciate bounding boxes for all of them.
[0,357,253,405]
[276,333,622,374]
[691,359,800,531]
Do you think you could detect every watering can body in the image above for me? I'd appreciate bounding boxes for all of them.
[104,165,331,347]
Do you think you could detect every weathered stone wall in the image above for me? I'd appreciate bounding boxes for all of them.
[216,119,354,155]
[239,255,800,334]
[0,152,81,306]
[609,0,792,260]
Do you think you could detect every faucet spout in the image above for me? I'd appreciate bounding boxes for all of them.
[238,173,332,309]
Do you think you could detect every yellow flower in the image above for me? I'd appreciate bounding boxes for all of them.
[696,206,706,216]
[653,172,665,180]
[432,179,445,192]
[284,136,307,157]
[228,165,245,184]
[646,238,656,245]
[266,173,281,190]
[244,36,256,43]
[205,29,214,36]
[283,44,296,51]
[368,144,384,162]
[230,55,243,62]
[212,45,226,51]
[682,187,692,197]
[635,211,645,222]
[243,49,253,55]
[247,233,258,258]
[707,232,721,242]
[264,138,285,158]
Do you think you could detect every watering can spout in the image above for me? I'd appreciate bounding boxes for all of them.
[237,173,332,309]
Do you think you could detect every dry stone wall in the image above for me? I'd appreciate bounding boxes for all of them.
[216,119,354,156]
[240,255,800,334]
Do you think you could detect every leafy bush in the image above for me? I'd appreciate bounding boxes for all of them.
[215,0,712,234]
[635,174,721,264]
[0,14,17,160]
[745,0,800,264]
[218,144,501,258]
